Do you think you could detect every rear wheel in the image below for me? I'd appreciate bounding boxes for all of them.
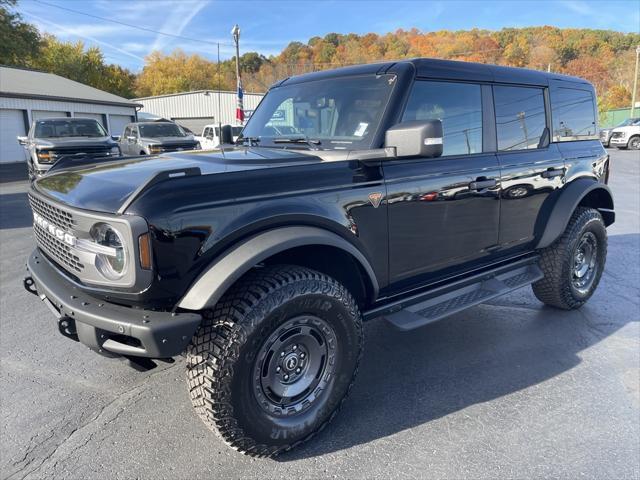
[533,207,607,309]
[186,265,363,456]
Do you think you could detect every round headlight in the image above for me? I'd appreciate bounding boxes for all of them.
[90,223,127,280]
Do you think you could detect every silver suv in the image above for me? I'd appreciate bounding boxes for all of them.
[119,122,200,156]
[18,117,120,180]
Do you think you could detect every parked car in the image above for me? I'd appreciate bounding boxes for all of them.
[607,118,640,149]
[118,121,200,155]
[17,117,120,180]
[195,124,243,150]
[600,117,640,147]
[24,59,613,457]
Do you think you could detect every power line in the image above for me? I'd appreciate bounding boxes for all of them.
[28,0,235,48]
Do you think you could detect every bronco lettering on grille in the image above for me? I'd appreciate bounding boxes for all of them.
[33,212,76,246]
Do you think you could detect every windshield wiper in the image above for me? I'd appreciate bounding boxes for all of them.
[273,137,321,149]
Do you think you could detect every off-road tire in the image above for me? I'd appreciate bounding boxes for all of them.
[533,207,607,309]
[186,265,363,457]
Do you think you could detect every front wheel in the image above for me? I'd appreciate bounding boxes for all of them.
[533,207,607,310]
[186,265,363,456]
[628,136,640,150]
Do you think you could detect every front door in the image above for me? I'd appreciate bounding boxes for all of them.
[384,80,501,288]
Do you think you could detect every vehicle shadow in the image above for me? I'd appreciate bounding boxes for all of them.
[277,233,639,461]
[0,192,32,230]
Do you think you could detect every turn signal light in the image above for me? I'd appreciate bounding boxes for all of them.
[138,233,152,270]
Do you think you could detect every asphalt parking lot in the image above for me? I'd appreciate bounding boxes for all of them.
[1,149,639,480]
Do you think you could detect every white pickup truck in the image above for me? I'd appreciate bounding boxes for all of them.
[606,118,640,150]
[195,124,243,150]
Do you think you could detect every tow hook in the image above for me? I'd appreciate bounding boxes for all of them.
[23,276,38,296]
[58,317,79,342]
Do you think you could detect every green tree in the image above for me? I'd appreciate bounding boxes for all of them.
[0,0,41,66]
[32,36,136,98]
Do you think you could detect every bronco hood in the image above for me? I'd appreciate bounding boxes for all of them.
[33,147,324,213]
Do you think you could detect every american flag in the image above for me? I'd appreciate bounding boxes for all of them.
[236,77,244,124]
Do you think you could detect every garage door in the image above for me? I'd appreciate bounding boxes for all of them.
[32,110,69,120]
[0,109,28,163]
[76,112,106,129]
[109,114,134,136]
[172,117,214,135]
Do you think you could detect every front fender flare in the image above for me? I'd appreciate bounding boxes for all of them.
[177,226,379,311]
[536,179,614,249]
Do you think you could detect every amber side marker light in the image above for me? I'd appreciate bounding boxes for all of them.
[138,233,152,270]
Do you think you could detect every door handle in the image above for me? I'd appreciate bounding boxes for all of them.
[469,178,497,190]
[541,167,564,178]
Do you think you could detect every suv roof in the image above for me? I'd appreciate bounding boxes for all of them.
[278,57,591,88]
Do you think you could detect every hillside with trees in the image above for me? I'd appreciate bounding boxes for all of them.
[2,0,638,114]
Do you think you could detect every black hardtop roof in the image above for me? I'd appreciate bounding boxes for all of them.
[277,58,592,89]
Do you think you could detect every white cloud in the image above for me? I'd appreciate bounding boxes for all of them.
[149,1,210,54]
[23,12,145,62]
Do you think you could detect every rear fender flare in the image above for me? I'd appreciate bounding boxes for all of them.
[177,226,379,311]
[536,178,614,249]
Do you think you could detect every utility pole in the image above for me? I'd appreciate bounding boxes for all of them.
[631,45,640,118]
[231,24,243,125]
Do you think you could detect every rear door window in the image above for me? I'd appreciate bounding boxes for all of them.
[494,86,547,151]
[550,87,597,141]
[402,81,483,156]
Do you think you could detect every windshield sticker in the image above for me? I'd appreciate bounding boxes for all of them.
[354,122,368,137]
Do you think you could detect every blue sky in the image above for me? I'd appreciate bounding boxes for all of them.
[15,0,640,71]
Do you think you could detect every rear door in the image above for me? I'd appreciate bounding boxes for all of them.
[493,85,565,250]
[384,80,501,287]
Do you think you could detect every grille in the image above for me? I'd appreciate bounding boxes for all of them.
[162,143,197,152]
[610,132,623,139]
[51,146,112,155]
[28,194,76,231]
[33,224,84,273]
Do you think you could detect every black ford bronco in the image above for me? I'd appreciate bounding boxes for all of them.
[24,59,613,456]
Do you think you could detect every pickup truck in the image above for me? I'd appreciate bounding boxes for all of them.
[17,117,121,180]
[24,58,613,457]
[195,124,243,150]
[118,121,200,155]
[599,117,640,147]
[607,118,640,149]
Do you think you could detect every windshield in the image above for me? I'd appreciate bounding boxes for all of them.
[139,123,186,138]
[241,74,396,149]
[35,119,107,138]
[615,118,640,128]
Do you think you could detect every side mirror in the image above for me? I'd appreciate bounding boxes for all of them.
[17,136,27,145]
[385,120,443,158]
[220,125,233,145]
[111,135,120,141]
[127,135,136,142]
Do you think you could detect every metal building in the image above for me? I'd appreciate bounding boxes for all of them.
[0,65,140,164]
[134,90,264,134]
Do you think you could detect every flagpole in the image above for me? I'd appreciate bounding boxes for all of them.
[231,24,243,125]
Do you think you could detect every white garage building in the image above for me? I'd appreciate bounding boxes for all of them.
[0,65,140,163]
[135,90,264,134]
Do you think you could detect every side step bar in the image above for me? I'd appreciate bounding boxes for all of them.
[364,257,543,331]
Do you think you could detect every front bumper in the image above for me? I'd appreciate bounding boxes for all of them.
[609,137,627,147]
[25,249,201,358]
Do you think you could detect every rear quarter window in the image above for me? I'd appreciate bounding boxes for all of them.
[550,87,597,141]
